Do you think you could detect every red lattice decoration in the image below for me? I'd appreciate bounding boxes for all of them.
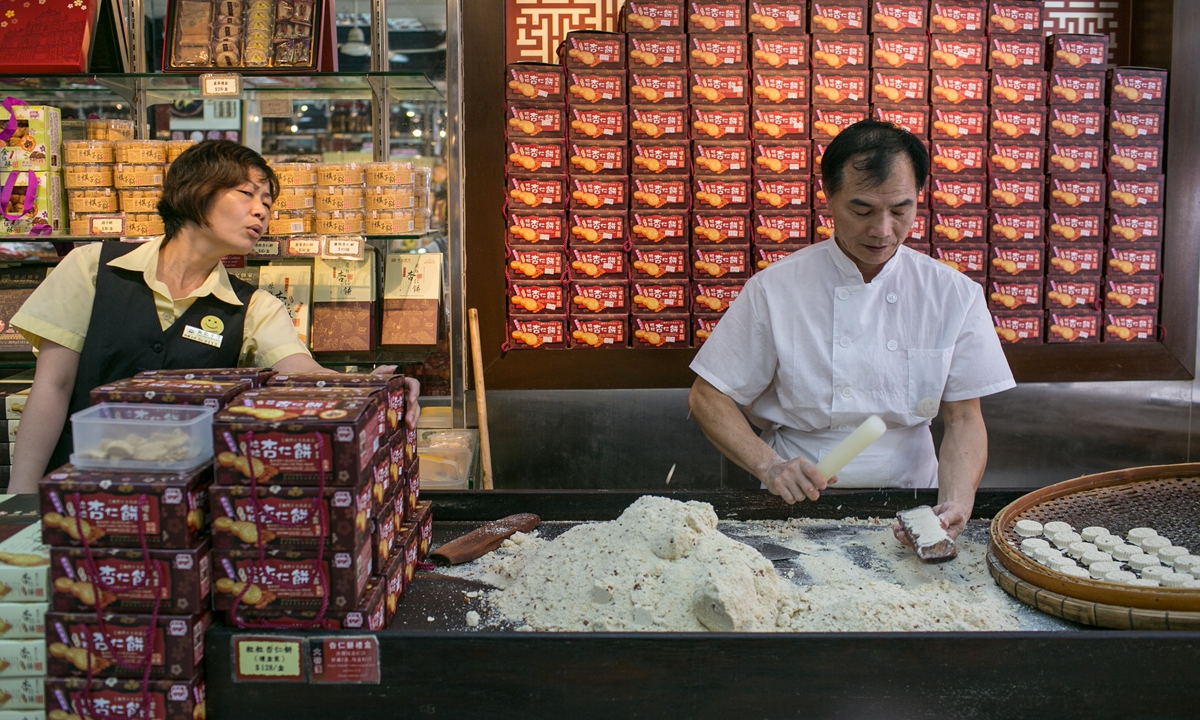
[506,0,623,64]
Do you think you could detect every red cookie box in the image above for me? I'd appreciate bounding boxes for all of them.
[569,106,629,141]
[694,212,752,243]
[931,141,987,174]
[932,36,986,70]
[873,69,929,104]
[571,176,629,210]
[812,105,870,140]
[694,314,724,344]
[695,104,753,139]
[992,311,1043,344]
[812,69,870,104]
[990,106,1046,140]
[1106,245,1161,278]
[748,3,809,34]
[560,31,627,69]
[930,1,987,34]
[931,107,987,139]
[1046,277,1100,310]
[508,175,567,210]
[989,243,1044,278]
[754,244,805,271]
[931,70,989,105]
[1108,209,1164,244]
[506,246,564,281]
[694,176,753,210]
[631,280,691,314]
[46,611,209,679]
[1047,140,1103,174]
[754,176,810,209]
[47,676,206,720]
[402,500,433,559]
[751,69,810,104]
[932,176,986,209]
[814,139,832,166]
[753,141,811,174]
[506,138,566,175]
[506,63,565,103]
[694,279,746,313]
[1048,310,1101,343]
[1106,278,1160,310]
[991,176,1045,209]
[812,34,871,70]
[629,69,689,105]
[874,105,930,136]
[812,175,830,207]
[988,2,1044,35]
[694,139,753,175]
[872,2,928,33]
[752,107,809,139]
[694,245,752,279]
[872,35,929,69]
[752,35,810,68]
[633,315,692,348]
[509,281,567,315]
[569,210,627,246]
[990,69,1048,105]
[989,209,1045,243]
[908,211,931,242]
[755,210,811,243]
[1110,67,1169,105]
[569,316,629,348]
[811,2,870,33]
[625,1,686,33]
[632,245,691,279]
[507,209,565,245]
[1110,175,1165,209]
[932,211,988,242]
[1048,243,1103,277]
[570,280,630,314]
[568,141,628,176]
[691,68,750,105]
[987,36,1043,70]
[1104,310,1159,343]
[212,541,371,612]
[691,36,749,67]
[1048,106,1105,139]
[632,140,692,175]
[811,208,835,238]
[567,69,627,106]
[689,1,747,33]
[51,540,211,614]
[988,279,1043,311]
[1107,140,1164,176]
[631,106,690,140]
[631,210,690,244]
[1051,34,1109,70]
[507,105,566,139]
[933,243,987,275]
[1049,70,1106,105]
[989,140,1045,174]
[569,247,627,280]
[239,572,388,630]
[208,477,372,550]
[1048,210,1104,243]
[628,35,688,69]
[40,465,210,549]
[508,316,568,349]
[1110,106,1166,141]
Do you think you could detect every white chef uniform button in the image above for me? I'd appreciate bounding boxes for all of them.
[839,337,851,347]
[886,293,898,303]
[837,289,849,300]
[916,397,940,417]
[841,387,853,398]
[887,340,898,351]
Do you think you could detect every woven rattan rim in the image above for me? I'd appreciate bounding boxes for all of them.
[989,463,1200,613]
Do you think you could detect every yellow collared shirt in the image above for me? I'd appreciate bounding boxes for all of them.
[12,237,311,368]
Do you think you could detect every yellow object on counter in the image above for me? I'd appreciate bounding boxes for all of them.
[63,164,113,189]
[113,163,164,188]
[365,210,415,235]
[317,162,365,186]
[364,161,415,185]
[86,119,134,140]
[315,210,365,235]
[63,140,114,164]
[271,162,317,187]
[315,185,366,211]
[118,188,162,213]
[66,188,119,214]
[114,140,167,164]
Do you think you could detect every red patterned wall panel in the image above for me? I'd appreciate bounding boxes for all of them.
[506,0,624,64]
[1043,1,1132,65]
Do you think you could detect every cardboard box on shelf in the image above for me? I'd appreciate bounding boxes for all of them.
[49,541,211,614]
[632,140,692,175]
[694,104,753,140]
[693,314,723,345]
[1048,210,1104,243]
[507,138,568,175]
[505,63,566,103]
[561,31,627,69]
[631,106,689,141]
[988,279,1043,311]
[751,107,808,139]
[1048,243,1104,277]
[506,247,565,282]
[1047,141,1104,174]
[989,69,1048,105]
[45,611,210,679]
[629,69,689,106]
[871,2,929,33]
[989,209,1045,243]
[693,245,751,279]
[691,35,749,67]
[689,1,748,34]
[1051,34,1109,70]
[569,247,627,280]
[987,2,1045,35]
[1105,278,1160,310]
[755,210,811,244]
[506,104,566,139]
[631,246,690,280]
[992,310,1043,344]
[1047,277,1101,310]
[1049,69,1107,105]
[508,209,567,246]
[988,141,1044,175]
[812,34,870,69]
[624,2,686,33]
[0,170,63,235]
[1110,67,1169,105]
[693,280,746,314]
[507,316,567,350]
[931,36,986,70]
[751,69,811,104]
[507,175,568,210]
[630,210,689,245]
[631,281,691,314]
[566,69,627,106]
[570,280,630,315]
[1048,106,1105,140]
[932,243,987,275]
[570,176,629,210]
[988,36,1043,70]
[569,316,628,349]
[989,244,1043,278]
[811,2,869,34]
[930,1,987,34]
[873,106,929,136]
[0,105,60,171]
[0,602,46,640]
[694,212,752,244]
[1104,310,1158,343]
[629,35,688,69]
[751,34,810,67]
[872,35,929,68]
[569,106,628,141]
[1048,310,1101,343]
[1108,209,1164,244]
[747,3,809,34]
[568,210,626,245]
[632,315,691,348]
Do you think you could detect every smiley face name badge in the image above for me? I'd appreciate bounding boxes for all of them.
[200,315,225,333]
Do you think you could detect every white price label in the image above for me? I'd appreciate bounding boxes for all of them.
[201,73,242,98]
[90,216,125,235]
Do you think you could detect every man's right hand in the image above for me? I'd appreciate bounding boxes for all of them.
[761,456,837,504]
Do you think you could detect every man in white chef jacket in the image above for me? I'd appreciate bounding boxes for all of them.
[688,121,1015,541]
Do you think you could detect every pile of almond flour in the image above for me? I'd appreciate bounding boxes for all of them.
[456,496,1027,633]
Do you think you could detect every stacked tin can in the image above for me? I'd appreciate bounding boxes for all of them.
[364,161,418,235]
[269,162,318,235]
[62,136,119,237]
[314,162,367,235]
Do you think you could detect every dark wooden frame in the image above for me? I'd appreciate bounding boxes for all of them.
[464,0,1195,388]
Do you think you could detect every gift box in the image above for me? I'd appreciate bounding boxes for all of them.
[0,4,95,73]
[0,105,61,171]
[0,170,62,235]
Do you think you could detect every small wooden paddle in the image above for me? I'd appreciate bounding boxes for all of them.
[430,513,541,565]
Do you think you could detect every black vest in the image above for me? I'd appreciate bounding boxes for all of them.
[48,241,256,473]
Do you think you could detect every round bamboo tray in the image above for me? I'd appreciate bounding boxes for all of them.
[989,463,1200,620]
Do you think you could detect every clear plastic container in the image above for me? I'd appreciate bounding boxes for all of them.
[316,162,365,186]
[271,162,317,187]
[69,212,125,236]
[364,161,415,185]
[63,140,114,164]
[414,208,432,232]
[118,188,162,213]
[113,163,164,188]
[126,213,165,236]
[414,189,430,210]
[67,188,119,214]
[167,140,197,161]
[275,187,315,210]
[365,210,414,235]
[418,429,477,490]
[63,164,114,188]
[315,185,365,211]
[70,403,215,472]
[413,166,432,189]
[365,185,414,210]
[268,210,313,235]
[315,210,365,235]
[87,119,135,141]
[114,140,168,164]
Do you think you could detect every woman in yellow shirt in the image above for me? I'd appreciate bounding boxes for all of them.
[9,140,418,492]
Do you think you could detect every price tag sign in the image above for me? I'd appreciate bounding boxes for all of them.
[201,73,243,98]
[89,215,125,236]
[232,636,305,682]
[259,97,293,117]
[310,636,380,684]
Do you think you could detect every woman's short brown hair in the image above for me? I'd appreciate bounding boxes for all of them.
[157,140,279,240]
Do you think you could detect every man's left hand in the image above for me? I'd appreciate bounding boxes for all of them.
[892,500,972,546]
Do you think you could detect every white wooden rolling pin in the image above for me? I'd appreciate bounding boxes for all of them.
[815,415,887,479]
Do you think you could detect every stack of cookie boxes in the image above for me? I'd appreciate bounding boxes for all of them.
[208,373,431,631]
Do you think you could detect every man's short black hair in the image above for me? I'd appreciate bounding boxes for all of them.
[158,140,278,241]
[822,120,929,199]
